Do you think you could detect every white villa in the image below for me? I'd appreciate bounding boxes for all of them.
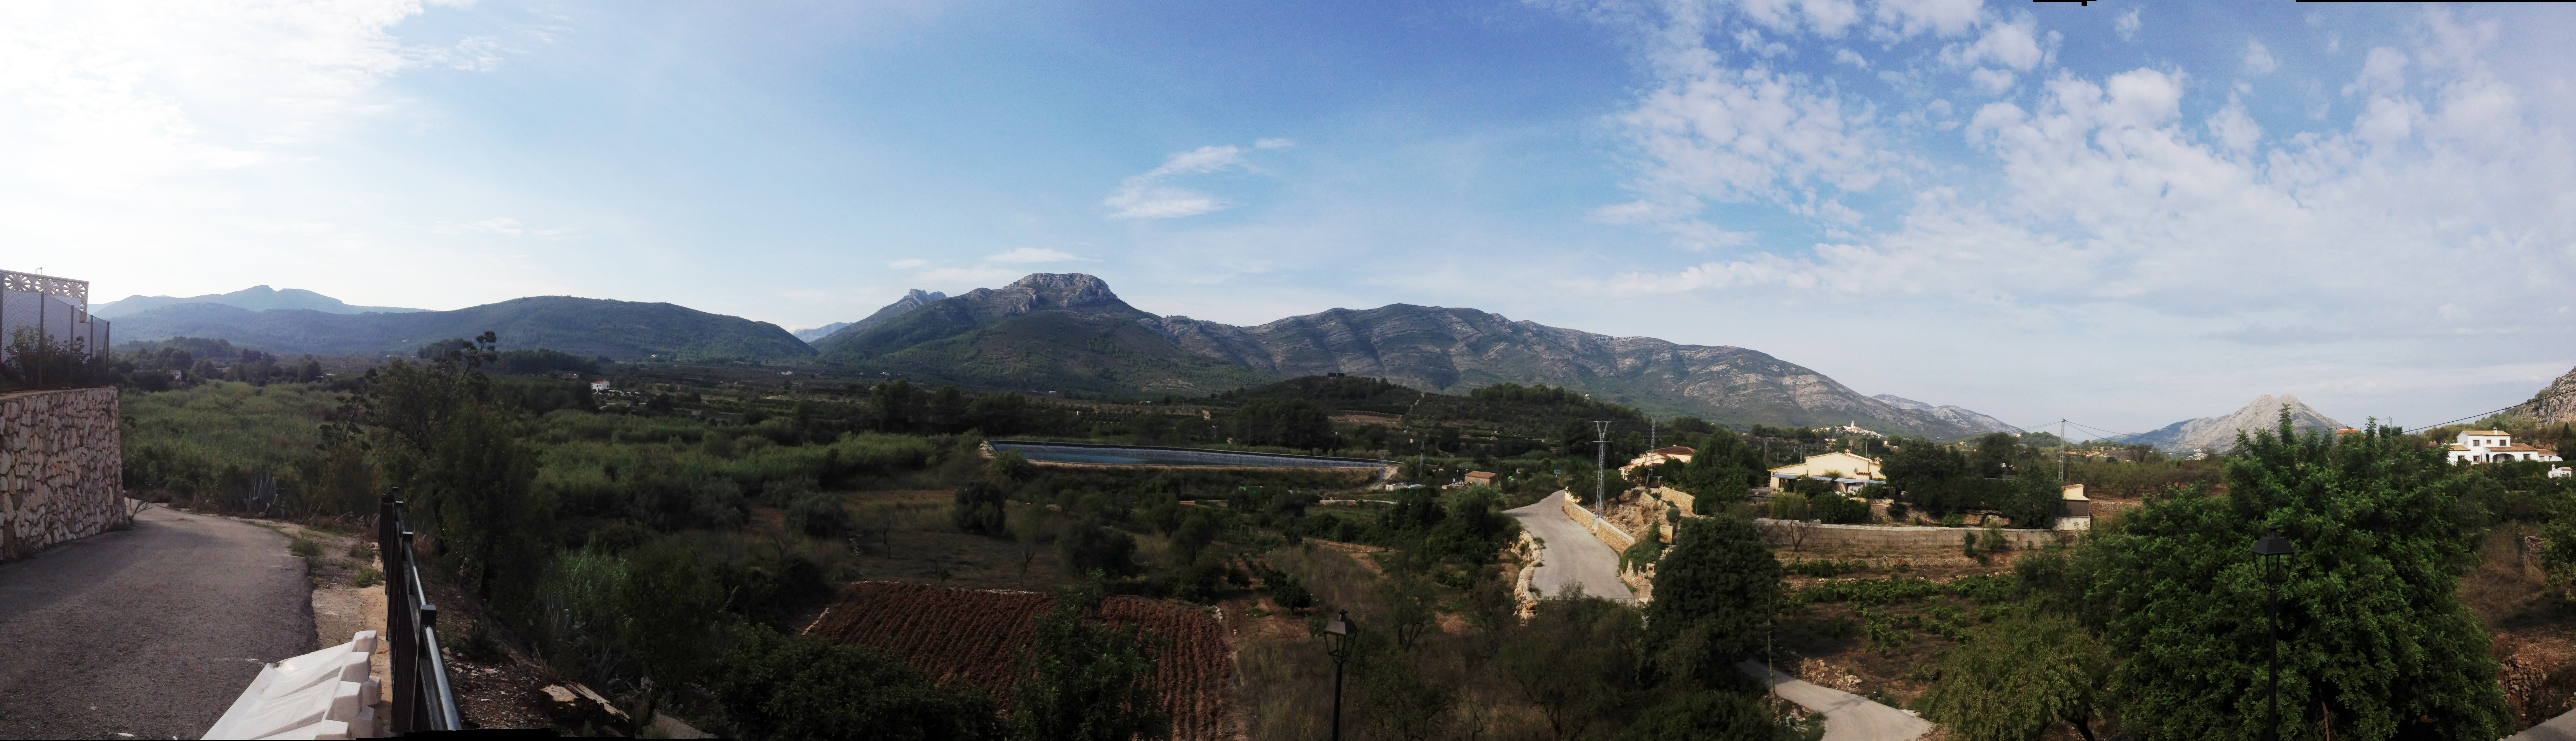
[1768,451,1887,493]
[1620,446,1697,473]
[2447,430,2562,465]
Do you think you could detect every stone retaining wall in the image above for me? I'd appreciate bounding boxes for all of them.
[1561,492,1640,552]
[1754,519,2067,550]
[1,387,123,560]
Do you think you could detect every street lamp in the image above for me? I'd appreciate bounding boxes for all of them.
[2254,531,2294,741]
[1324,610,1354,741]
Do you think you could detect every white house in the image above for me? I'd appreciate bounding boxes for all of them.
[590,380,612,392]
[1768,451,1887,493]
[2447,430,2562,465]
[1620,446,1696,473]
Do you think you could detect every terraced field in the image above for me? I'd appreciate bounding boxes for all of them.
[806,581,1235,740]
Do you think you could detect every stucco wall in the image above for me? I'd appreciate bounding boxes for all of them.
[1,387,124,559]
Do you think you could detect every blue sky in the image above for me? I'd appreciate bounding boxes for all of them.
[8,0,2575,433]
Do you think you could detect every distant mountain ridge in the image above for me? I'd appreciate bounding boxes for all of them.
[2133,394,2345,452]
[791,323,850,342]
[1871,395,2020,435]
[92,285,424,318]
[112,296,811,362]
[814,273,2012,438]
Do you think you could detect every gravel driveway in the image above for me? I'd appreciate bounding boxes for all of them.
[1505,491,1633,602]
[0,506,315,739]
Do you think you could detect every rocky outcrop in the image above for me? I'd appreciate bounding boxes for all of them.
[1,387,124,560]
[2136,394,2345,452]
[2523,365,2576,425]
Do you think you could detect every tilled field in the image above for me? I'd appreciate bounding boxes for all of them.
[806,581,1235,741]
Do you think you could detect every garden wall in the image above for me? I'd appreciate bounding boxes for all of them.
[1,387,124,559]
[1754,519,2066,550]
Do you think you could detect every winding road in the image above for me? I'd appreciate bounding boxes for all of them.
[1504,491,1633,602]
[0,506,315,739]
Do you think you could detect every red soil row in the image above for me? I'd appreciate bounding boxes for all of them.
[806,581,1235,741]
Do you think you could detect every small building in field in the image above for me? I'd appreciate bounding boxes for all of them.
[2447,431,2562,465]
[590,380,611,392]
[1464,471,1500,488]
[1767,451,1885,493]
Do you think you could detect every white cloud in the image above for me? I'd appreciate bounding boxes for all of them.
[887,258,929,269]
[2205,99,2263,153]
[2244,38,2279,75]
[1950,17,2043,71]
[1610,61,1893,216]
[1104,145,1250,219]
[1872,0,1982,39]
[1968,68,2015,94]
[2113,8,2140,42]
[985,247,1082,263]
[1832,48,1868,68]
[1255,138,1295,149]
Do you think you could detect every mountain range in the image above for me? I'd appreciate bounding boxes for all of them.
[2129,394,2345,452]
[812,274,2013,438]
[1870,395,2020,435]
[110,296,810,362]
[101,274,2020,437]
[92,285,425,318]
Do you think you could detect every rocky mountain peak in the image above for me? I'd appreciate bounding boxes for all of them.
[976,273,1124,316]
[2139,393,2345,452]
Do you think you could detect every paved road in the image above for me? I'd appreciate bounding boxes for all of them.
[1505,491,1632,602]
[2512,708,2576,741]
[1739,661,1931,741]
[0,507,315,739]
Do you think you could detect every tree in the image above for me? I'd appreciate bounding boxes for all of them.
[1233,399,1335,451]
[2085,416,2509,740]
[1057,517,1137,576]
[1885,438,1976,514]
[1618,691,1785,741]
[1503,592,1644,739]
[1919,613,2108,741]
[2001,467,2061,529]
[1009,588,1170,741]
[1646,516,1782,686]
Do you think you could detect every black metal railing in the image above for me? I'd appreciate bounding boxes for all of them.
[378,490,463,733]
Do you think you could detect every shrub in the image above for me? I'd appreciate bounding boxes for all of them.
[710,623,1000,741]
[951,482,1007,535]
[692,478,749,529]
[1886,500,1910,521]
[1813,494,1870,524]
[290,536,324,560]
[1169,511,1216,565]
[1939,512,1965,528]
[1620,537,1666,572]
[350,568,383,588]
[786,494,852,539]
[989,451,1036,483]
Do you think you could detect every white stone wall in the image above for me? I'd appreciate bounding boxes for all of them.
[1,387,123,559]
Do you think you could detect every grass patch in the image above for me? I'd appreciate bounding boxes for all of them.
[290,536,324,560]
[351,568,383,588]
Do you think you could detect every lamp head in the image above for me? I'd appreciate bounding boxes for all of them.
[1325,610,1351,637]
[2253,531,2293,558]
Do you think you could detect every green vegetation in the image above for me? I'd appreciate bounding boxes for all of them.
[2080,419,2511,739]
[1918,613,2109,741]
[112,295,816,361]
[710,623,1000,741]
[1008,587,1170,741]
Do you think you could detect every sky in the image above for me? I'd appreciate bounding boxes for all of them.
[7,0,2575,434]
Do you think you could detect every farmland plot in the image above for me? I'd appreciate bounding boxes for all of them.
[807,581,1237,741]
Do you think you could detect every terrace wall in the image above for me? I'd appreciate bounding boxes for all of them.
[1,387,123,559]
[1754,519,2066,550]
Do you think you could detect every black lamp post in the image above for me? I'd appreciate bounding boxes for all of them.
[2254,530,2294,741]
[1324,610,1354,741]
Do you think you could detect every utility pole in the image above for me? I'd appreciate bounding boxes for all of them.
[1593,421,1610,511]
[2059,418,2070,483]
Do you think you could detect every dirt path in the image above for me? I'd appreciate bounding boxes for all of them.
[0,506,315,739]
[1504,491,1633,602]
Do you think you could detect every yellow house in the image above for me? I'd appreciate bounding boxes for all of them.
[1767,451,1886,493]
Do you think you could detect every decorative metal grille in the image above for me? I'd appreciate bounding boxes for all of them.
[0,270,88,307]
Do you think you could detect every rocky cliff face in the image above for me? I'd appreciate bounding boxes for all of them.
[2522,365,2576,424]
[2136,394,2345,452]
